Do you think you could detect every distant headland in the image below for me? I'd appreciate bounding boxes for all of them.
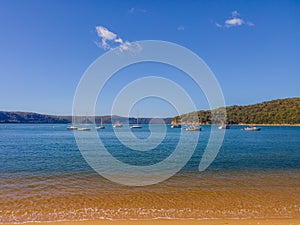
[0,112,172,124]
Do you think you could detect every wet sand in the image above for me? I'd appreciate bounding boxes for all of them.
[1,171,300,223]
[3,218,300,225]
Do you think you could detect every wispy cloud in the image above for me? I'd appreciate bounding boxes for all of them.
[95,26,141,52]
[246,21,255,27]
[216,11,254,28]
[128,7,147,14]
[215,23,222,28]
[177,25,185,31]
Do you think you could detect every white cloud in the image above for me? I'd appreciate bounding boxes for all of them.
[216,11,254,28]
[95,26,141,53]
[225,17,244,26]
[95,26,117,49]
[114,38,123,43]
[177,25,185,31]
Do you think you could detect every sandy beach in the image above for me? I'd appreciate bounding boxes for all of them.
[3,218,300,225]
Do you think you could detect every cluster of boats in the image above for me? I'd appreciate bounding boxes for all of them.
[170,122,229,131]
[67,118,143,131]
[170,123,261,131]
[67,119,261,132]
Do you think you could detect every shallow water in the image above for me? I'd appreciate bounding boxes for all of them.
[0,124,299,223]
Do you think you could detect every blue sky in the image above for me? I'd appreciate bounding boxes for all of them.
[0,0,299,116]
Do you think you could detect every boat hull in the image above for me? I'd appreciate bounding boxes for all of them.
[242,127,261,131]
[130,125,142,129]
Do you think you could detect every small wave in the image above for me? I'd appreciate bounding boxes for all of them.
[1,206,300,224]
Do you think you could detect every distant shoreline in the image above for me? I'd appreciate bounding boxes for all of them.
[1,97,299,125]
[1,122,300,126]
[235,123,300,127]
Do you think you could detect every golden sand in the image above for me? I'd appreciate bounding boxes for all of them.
[1,171,300,223]
[3,218,300,225]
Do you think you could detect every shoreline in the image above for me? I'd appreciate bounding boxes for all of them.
[234,123,300,127]
[3,218,300,225]
[1,123,300,126]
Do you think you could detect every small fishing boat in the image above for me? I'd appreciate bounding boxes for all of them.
[171,124,182,128]
[113,121,123,128]
[242,126,261,131]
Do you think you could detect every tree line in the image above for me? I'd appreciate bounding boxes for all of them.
[172,97,300,125]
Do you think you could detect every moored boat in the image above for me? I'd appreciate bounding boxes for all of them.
[130,112,142,129]
[77,113,91,131]
[242,126,261,131]
[113,121,123,128]
[77,127,91,131]
[96,118,105,129]
[67,126,78,130]
[130,125,142,129]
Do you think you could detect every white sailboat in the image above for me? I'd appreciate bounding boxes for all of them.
[67,113,78,130]
[130,112,142,129]
[78,113,91,131]
[96,117,105,129]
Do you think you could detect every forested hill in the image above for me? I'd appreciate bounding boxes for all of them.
[0,111,70,123]
[172,97,300,125]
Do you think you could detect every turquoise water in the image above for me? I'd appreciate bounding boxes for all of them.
[0,124,299,175]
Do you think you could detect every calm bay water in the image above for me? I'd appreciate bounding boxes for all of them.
[0,124,299,223]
